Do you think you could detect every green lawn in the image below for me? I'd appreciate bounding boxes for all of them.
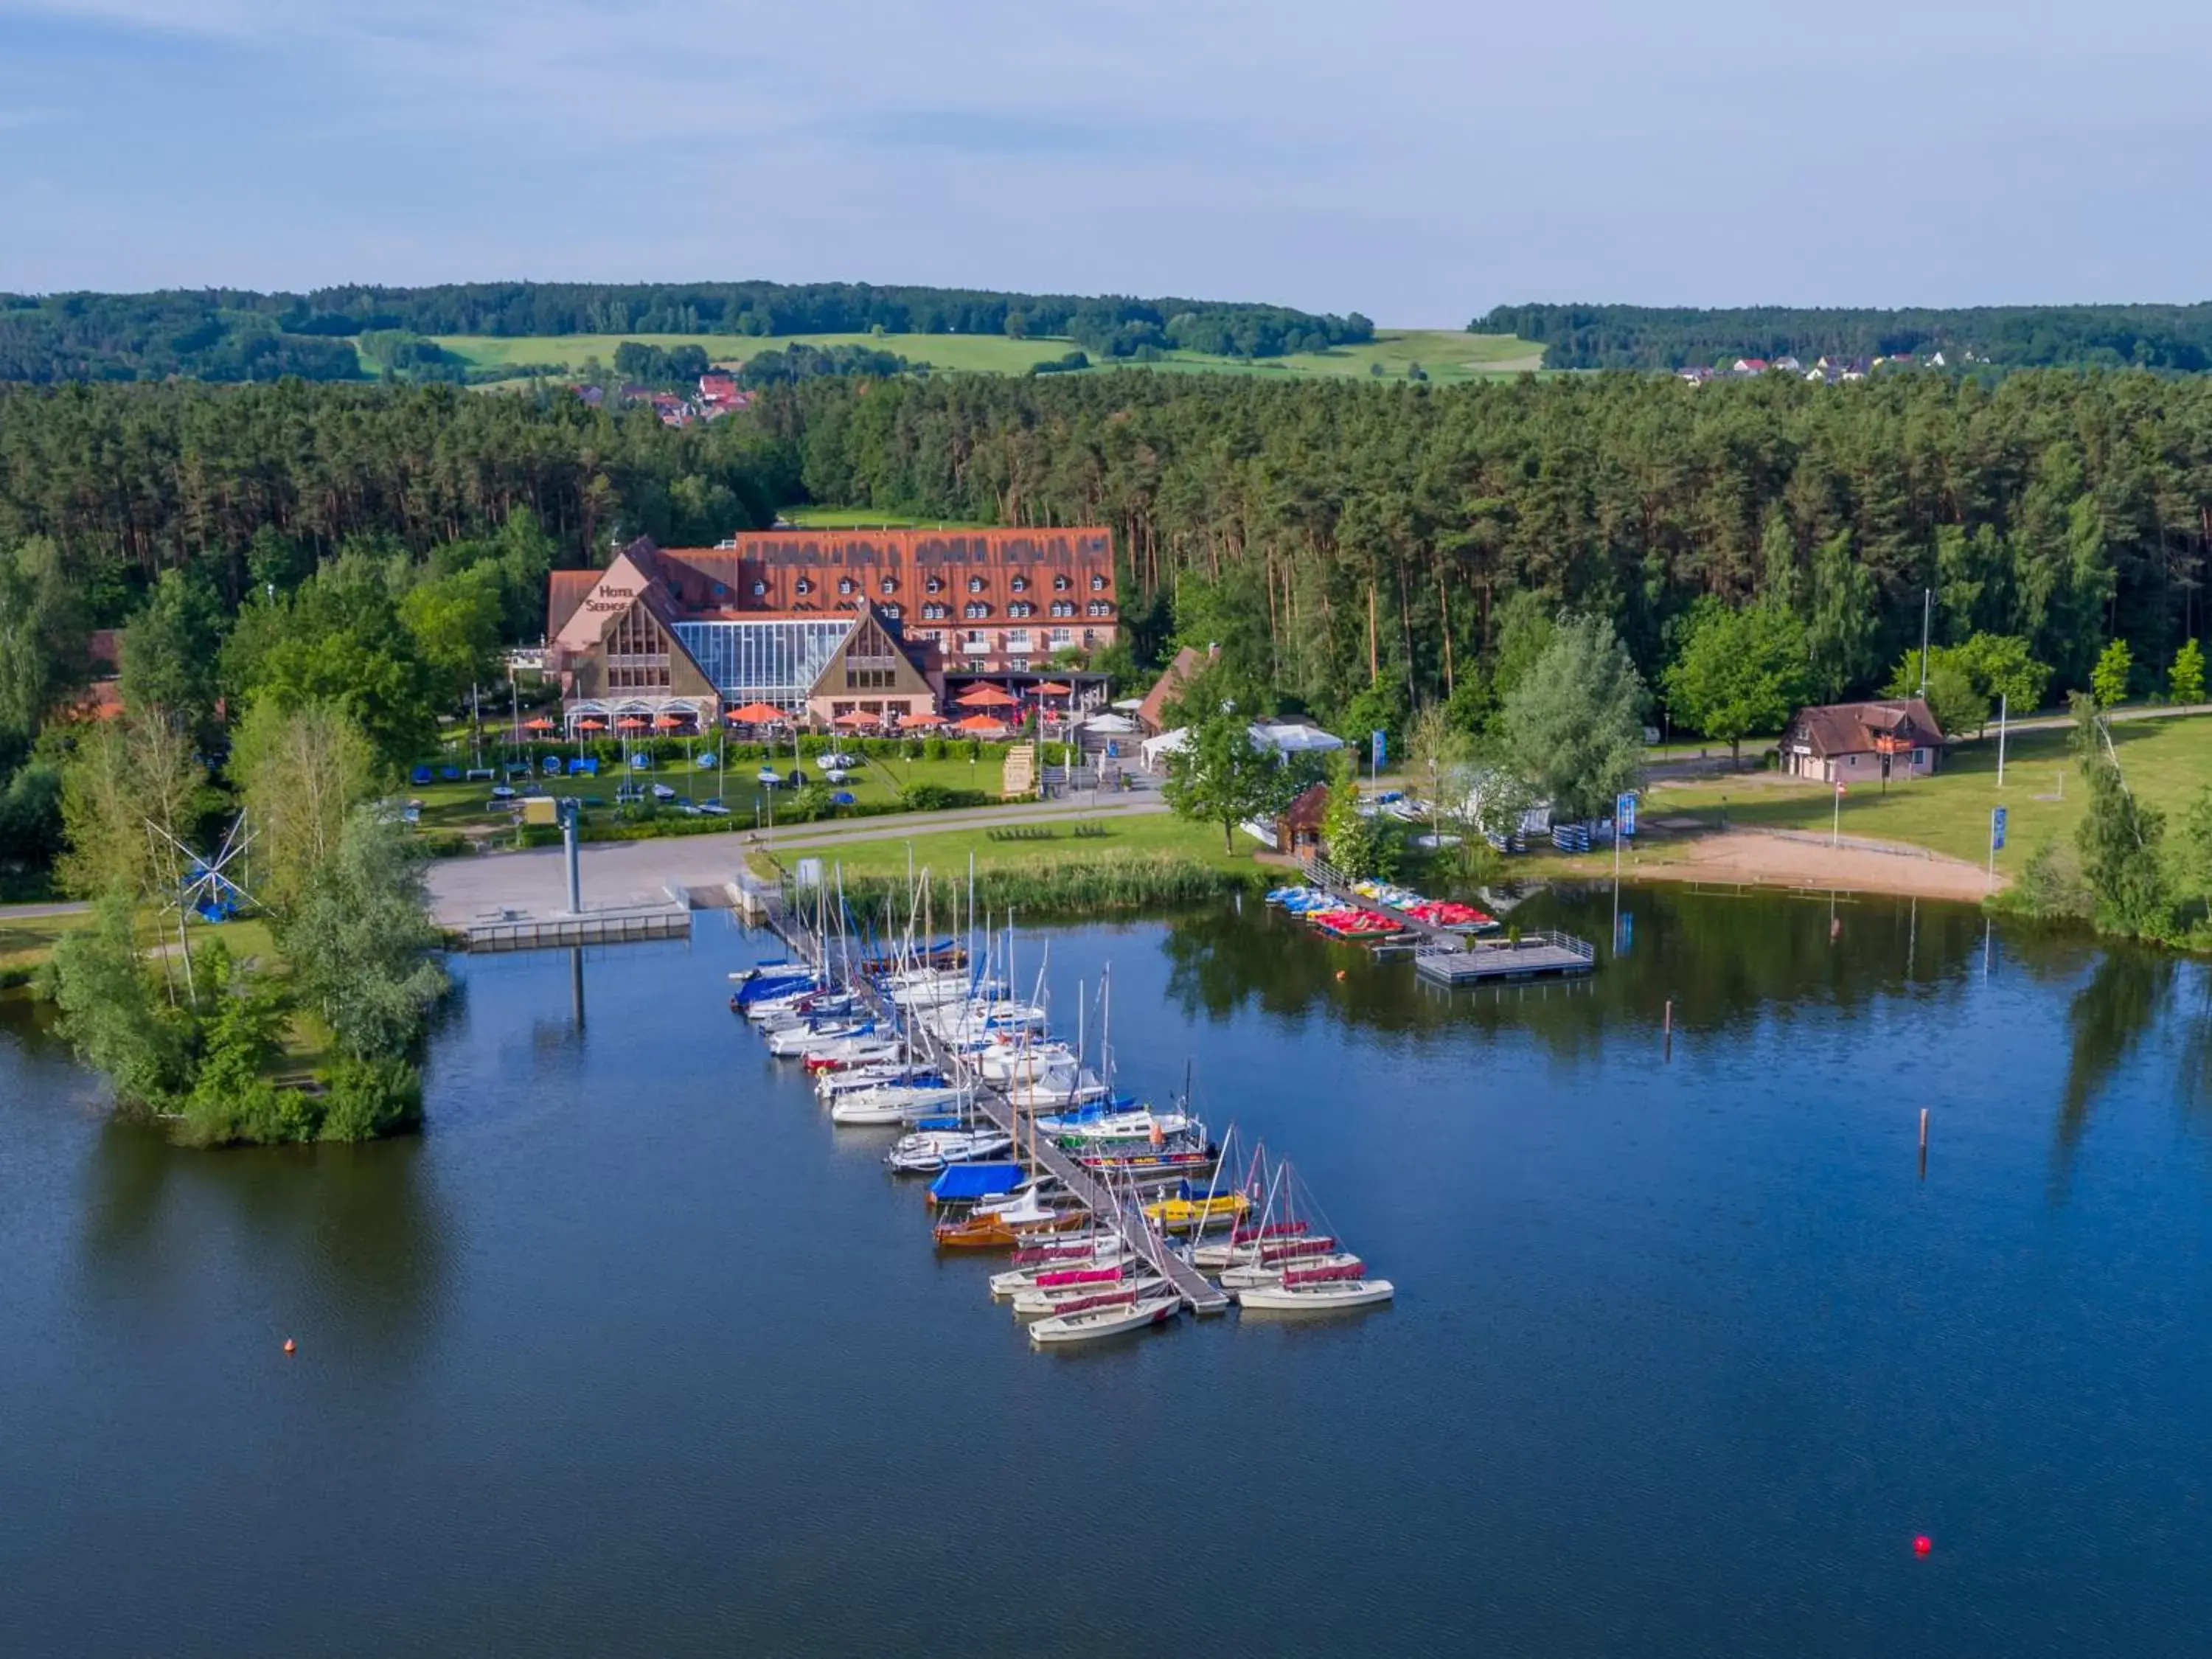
[1643,714,2212,873]
[422,328,1543,386]
[0,911,74,973]
[404,746,1064,840]
[762,810,1244,882]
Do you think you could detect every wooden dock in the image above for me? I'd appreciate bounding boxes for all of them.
[1294,855,1596,983]
[463,900,692,951]
[766,892,1231,1316]
[966,1091,1232,1315]
[1411,933,1596,984]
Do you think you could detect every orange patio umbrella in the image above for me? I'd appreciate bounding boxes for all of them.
[832,709,878,728]
[616,717,650,732]
[1032,681,1072,697]
[726,701,787,725]
[955,684,1018,709]
[951,713,1009,734]
[897,710,945,729]
[653,713,688,731]
[577,717,607,731]
[524,716,556,732]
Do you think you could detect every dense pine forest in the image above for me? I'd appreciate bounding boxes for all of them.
[1,368,2204,721]
[1478,303,2212,372]
[767,369,2208,719]
[0,282,1374,383]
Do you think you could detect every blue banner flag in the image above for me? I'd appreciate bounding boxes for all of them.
[1617,791,1638,838]
[1992,806,2007,851]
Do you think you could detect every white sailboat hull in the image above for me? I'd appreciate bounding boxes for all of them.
[1234,1279,1396,1311]
[1010,1273,1164,1318]
[1028,1293,1183,1346]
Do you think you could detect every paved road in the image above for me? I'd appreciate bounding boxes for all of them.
[423,790,1170,924]
[0,900,87,922]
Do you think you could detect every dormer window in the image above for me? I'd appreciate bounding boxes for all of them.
[796,577,813,596]
[1089,574,1107,592]
[880,577,897,595]
[926,577,944,594]
[838,577,854,596]
[1054,574,1071,591]
[967,576,985,594]
[1010,574,1028,593]
[751,582,765,597]
[964,601,990,620]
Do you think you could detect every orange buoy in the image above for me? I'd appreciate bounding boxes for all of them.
[1334,970,1346,981]
[1913,1535,1932,1556]
[282,1338,297,1355]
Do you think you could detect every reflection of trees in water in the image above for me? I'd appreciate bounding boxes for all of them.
[1161,886,1991,1059]
[78,1122,456,1367]
[2056,948,2176,1174]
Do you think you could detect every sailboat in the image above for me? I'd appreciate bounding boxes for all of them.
[1028,1292,1182,1346]
[1234,1267,1395,1311]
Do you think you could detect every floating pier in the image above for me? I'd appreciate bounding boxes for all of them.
[1411,933,1596,984]
[1293,856,1596,982]
[767,891,1232,1316]
[462,900,692,951]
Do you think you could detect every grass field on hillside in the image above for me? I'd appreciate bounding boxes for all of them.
[1643,714,2212,872]
[779,506,994,529]
[427,329,1543,384]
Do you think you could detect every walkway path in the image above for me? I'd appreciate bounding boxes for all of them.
[423,792,1169,925]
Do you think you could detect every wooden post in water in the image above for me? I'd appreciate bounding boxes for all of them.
[1663,998,1673,1060]
[1919,1107,1929,1178]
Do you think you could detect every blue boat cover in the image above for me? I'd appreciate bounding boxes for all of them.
[912,1115,963,1132]
[1175,1178,1223,1201]
[930,1163,1023,1200]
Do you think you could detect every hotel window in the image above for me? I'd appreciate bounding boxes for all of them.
[968,577,986,594]
[1082,630,1097,647]
[882,604,901,619]
[838,577,854,596]
[1050,600,1074,618]
[926,576,944,594]
[964,602,990,620]
[880,577,897,595]
[1009,601,1034,619]
[1090,574,1107,591]
[1086,600,1111,617]
[1009,574,1028,593]
[1053,573,1071,591]
[1050,628,1071,647]
[751,582,765,597]
[796,577,813,595]
[1010,658,1030,671]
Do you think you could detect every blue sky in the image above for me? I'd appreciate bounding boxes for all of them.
[3,0,2208,321]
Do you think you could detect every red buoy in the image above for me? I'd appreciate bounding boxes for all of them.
[1913,1535,1932,1556]
[282,1338,297,1355]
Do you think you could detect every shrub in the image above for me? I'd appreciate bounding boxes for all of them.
[923,736,948,761]
[319,1057,425,1141]
[900,783,992,812]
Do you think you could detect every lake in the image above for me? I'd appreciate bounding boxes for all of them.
[4,886,2211,1657]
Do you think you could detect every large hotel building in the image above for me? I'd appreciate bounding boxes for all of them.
[546,526,1118,728]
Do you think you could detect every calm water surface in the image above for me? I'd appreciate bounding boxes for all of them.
[4,887,2212,1657]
